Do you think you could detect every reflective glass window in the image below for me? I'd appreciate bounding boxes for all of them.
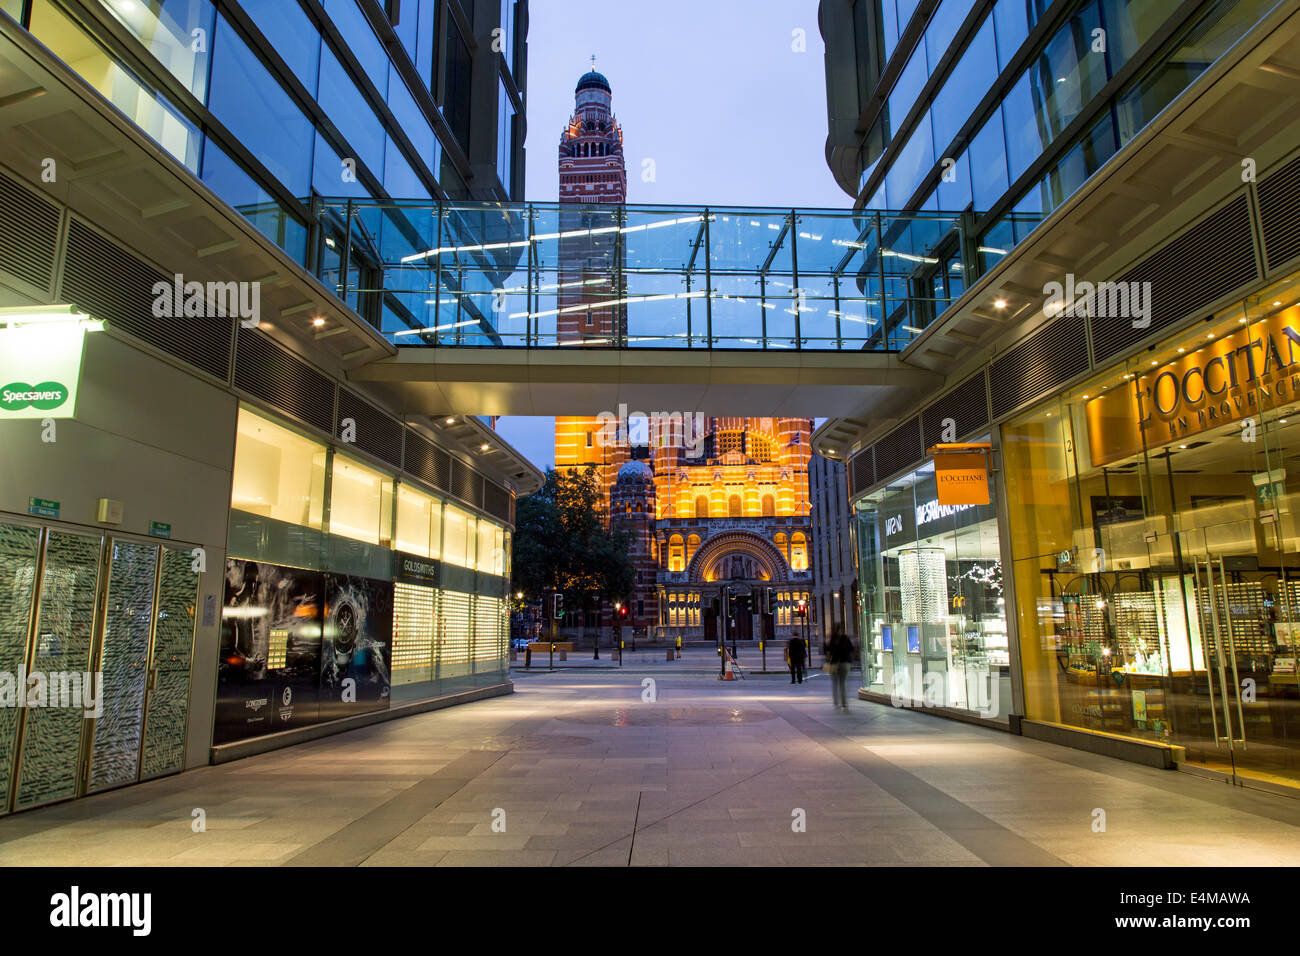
[240,0,319,94]
[30,0,201,172]
[935,153,972,212]
[323,0,388,93]
[1001,71,1045,183]
[416,0,437,91]
[1026,3,1106,142]
[103,0,215,101]
[499,0,517,74]
[318,45,384,174]
[880,0,900,61]
[931,14,995,152]
[886,43,927,139]
[201,139,307,259]
[1101,0,1174,68]
[209,14,313,195]
[312,130,369,199]
[967,106,1008,210]
[231,407,327,529]
[884,112,934,210]
[992,0,1030,68]
[444,15,472,148]
[497,77,516,195]
[925,0,975,66]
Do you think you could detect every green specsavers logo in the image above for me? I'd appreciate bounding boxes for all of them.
[1,382,69,411]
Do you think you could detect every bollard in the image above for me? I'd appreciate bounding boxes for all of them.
[549,642,555,670]
[525,645,531,669]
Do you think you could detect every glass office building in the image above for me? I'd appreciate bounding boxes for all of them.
[6,0,526,277]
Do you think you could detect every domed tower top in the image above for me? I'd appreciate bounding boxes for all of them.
[616,459,654,485]
[575,69,611,94]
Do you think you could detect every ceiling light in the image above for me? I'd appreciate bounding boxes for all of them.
[1179,444,1188,449]
[1274,301,1282,306]
[993,298,1007,309]
[1207,333,1215,339]
[480,443,490,452]
[311,317,325,327]
[444,417,455,425]
[1177,347,1185,353]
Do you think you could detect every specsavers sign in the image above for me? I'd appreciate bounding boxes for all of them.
[1088,308,1300,466]
[0,324,87,419]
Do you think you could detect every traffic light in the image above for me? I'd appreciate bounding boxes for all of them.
[797,601,807,618]
[722,586,732,617]
[553,593,564,619]
[618,604,628,619]
[766,587,776,615]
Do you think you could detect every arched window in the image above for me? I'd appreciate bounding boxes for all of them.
[774,533,788,562]
[668,534,685,572]
[790,532,808,571]
[686,534,701,564]
[728,495,741,517]
[695,495,709,518]
[761,494,775,517]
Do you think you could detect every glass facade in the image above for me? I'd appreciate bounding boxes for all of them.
[1003,272,1300,789]
[854,451,1011,721]
[10,0,525,289]
[848,0,1275,275]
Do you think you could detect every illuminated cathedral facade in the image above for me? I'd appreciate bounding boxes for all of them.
[554,69,813,640]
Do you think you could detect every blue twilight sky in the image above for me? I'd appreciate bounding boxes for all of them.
[496,0,848,471]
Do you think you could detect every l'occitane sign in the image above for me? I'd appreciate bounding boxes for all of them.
[928,443,991,506]
[1088,308,1300,466]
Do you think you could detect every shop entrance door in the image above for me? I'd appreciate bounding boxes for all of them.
[0,519,199,814]
[1174,514,1300,790]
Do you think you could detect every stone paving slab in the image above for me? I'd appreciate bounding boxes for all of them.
[6,670,1300,866]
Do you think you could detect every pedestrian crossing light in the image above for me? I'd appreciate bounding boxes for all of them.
[797,602,807,618]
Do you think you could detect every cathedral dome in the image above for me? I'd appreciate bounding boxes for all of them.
[576,70,611,94]
[616,460,653,484]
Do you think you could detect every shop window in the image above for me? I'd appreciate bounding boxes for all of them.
[442,504,474,568]
[231,407,327,529]
[329,453,393,546]
[396,483,441,558]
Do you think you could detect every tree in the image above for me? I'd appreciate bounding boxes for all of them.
[510,466,634,639]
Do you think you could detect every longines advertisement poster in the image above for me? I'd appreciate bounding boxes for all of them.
[317,573,393,723]
[217,561,395,743]
[216,559,323,745]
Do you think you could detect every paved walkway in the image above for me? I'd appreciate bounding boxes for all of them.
[5,670,1300,866]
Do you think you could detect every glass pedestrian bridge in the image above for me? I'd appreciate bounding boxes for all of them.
[309,199,1015,352]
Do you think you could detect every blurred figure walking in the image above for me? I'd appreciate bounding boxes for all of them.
[824,629,853,709]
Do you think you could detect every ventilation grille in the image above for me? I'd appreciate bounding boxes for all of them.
[871,417,922,481]
[404,430,451,491]
[0,170,59,293]
[922,371,989,447]
[337,388,403,470]
[483,481,511,523]
[990,313,1088,420]
[1091,195,1257,365]
[62,219,232,381]
[233,327,334,433]
[1259,153,1300,273]
[849,448,875,497]
[452,458,483,509]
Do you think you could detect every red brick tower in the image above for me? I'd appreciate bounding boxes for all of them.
[609,459,658,633]
[554,63,629,497]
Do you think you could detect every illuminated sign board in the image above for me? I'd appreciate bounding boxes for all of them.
[0,323,91,420]
[1088,309,1300,466]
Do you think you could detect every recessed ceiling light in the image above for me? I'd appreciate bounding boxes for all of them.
[311,317,325,327]
[1082,394,1090,399]
[1207,333,1215,339]
[1177,347,1185,353]
[445,417,455,425]
[1179,444,1188,449]
[1274,301,1282,306]
[994,298,1007,309]
[1150,360,1158,366]
[480,443,490,452]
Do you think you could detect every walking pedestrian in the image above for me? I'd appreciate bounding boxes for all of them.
[824,629,853,709]
[788,632,806,684]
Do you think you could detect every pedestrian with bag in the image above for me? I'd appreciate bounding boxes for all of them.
[823,628,853,709]
[788,632,806,684]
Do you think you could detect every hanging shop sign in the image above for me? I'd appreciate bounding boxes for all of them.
[926,443,992,506]
[1088,308,1300,466]
[0,322,92,420]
